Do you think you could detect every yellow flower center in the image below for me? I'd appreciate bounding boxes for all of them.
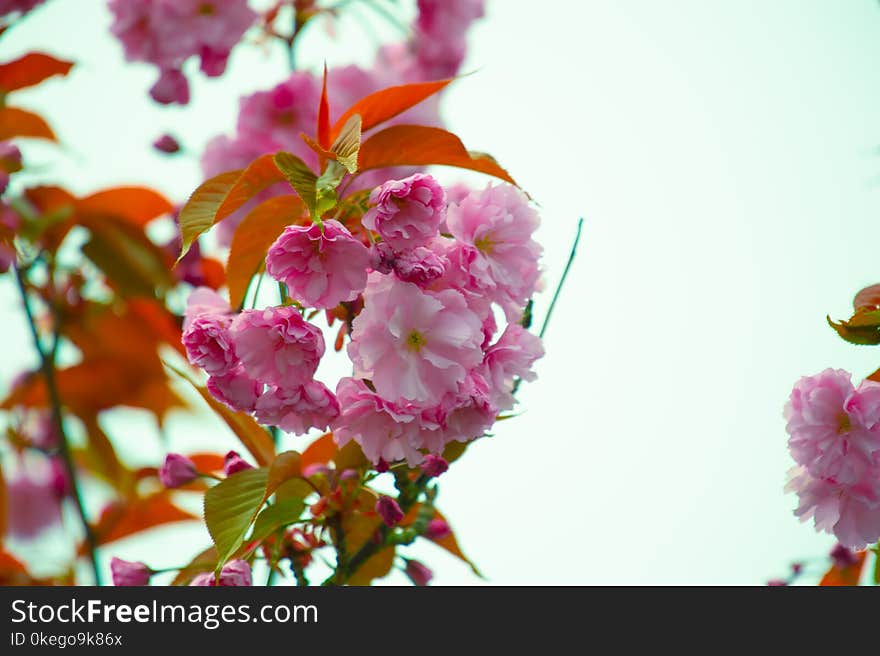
[406,330,426,352]
[198,3,215,15]
[474,234,495,254]
[837,413,852,435]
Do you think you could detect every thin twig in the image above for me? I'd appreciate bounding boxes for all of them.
[539,217,584,339]
[14,265,102,585]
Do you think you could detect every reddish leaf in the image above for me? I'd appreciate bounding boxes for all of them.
[24,185,75,214]
[91,495,198,548]
[867,367,880,384]
[189,453,227,473]
[165,362,276,466]
[0,53,73,92]
[214,154,286,225]
[76,187,173,227]
[199,257,226,290]
[0,460,6,537]
[317,63,331,150]
[819,551,866,586]
[226,195,306,308]
[177,170,243,261]
[854,284,880,312]
[301,433,337,469]
[357,125,518,186]
[0,106,56,141]
[331,78,452,142]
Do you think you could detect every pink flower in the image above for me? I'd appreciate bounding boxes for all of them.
[348,273,483,404]
[158,453,198,488]
[376,496,404,527]
[153,134,180,154]
[149,68,190,105]
[110,558,152,586]
[190,559,252,586]
[412,0,485,79]
[363,174,446,250]
[424,518,451,540]
[483,324,545,411]
[184,287,231,329]
[266,219,371,309]
[223,451,253,476]
[392,246,446,286]
[207,365,262,412]
[403,558,433,586]
[434,370,497,445]
[786,466,880,550]
[183,314,236,376]
[785,369,880,486]
[421,454,448,479]
[333,377,436,466]
[231,306,325,389]
[254,381,340,436]
[5,457,63,540]
[446,183,542,321]
[0,0,44,17]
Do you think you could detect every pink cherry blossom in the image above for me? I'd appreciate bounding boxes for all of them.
[785,369,880,486]
[266,219,371,309]
[483,324,545,411]
[231,306,325,389]
[363,174,446,251]
[149,68,189,105]
[207,365,262,412]
[446,183,542,321]
[421,454,448,479]
[184,287,230,329]
[348,273,483,404]
[434,370,497,446]
[190,559,252,586]
[183,314,236,376]
[110,558,152,586]
[412,0,485,79]
[392,246,446,286]
[5,456,63,540]
[786,466,880,550]
[254,381,340,436]
[333,377,437,466]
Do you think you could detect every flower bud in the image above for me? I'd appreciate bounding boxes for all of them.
[403,558,433,586]
[158,453,198,488]
[153,134,180,154]
[110,558,152,586]
[421,454,448,479]
[424,518,451,541]
[376,495,404,527]
[223,450,253,476]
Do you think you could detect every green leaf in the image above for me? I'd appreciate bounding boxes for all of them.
[828,313,880,345]
[204,467,269,571]
[274,152,317,215]
[250,498,306,544]
[315,160,347,218]
[331,114,362,174]
[177,170,242,262]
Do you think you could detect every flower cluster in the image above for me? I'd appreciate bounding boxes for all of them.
[784,368,880,549]
[108,0,256,104]
[183,175,544,466]
[201,0,482,245]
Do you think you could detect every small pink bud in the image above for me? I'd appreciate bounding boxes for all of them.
[421,454,448,478]
[153,134,180,154]
[339,468,359,481]
[223,450,253,476]
[158,453,198,488]
[150,68,190,105]
[791,562,803,576]
[110,558,152,586]
[375,458,390,473]
[766,579,788,587]
[830,543,858,569]
[424,518,451,541]
[403,559,433,586]
[376,495,404,527]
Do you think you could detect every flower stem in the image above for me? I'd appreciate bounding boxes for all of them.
[14,264,102,586]
[539,217,584,340]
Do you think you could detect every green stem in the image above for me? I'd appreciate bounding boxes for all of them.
[14,265,102,586]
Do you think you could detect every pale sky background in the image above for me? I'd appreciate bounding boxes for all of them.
[1,0,879,585]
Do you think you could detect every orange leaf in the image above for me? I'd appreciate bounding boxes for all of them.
[177,169,243,260]
[76,187,173,227]
[91,494,198,548]
[331,78,453,142]
[854,284,880,311]
[401,505,482,577]
[317,63,331,150]
[0,53,73,92]
[226,195,306,308]
[189,453,227,473]
[301,433,337,469]
[347,547,395,586]
[357,125,518,186]
[819,551,867,586]
[266,450,303,498]
[214,154,286,225]
[24,185,75,214]
[0,106,56,141]
[0,460,6,537]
